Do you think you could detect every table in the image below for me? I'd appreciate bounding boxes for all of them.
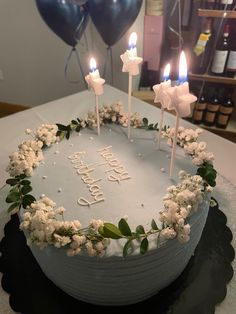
[0,85,235,313]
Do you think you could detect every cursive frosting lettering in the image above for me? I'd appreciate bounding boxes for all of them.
[97,146,131,183]
[78,196,105,207]
[69,151,105,207]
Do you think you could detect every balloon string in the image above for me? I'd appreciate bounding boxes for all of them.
[73,13,85,45]
[64,47,87,88]
[167,0,184,50]
[110,47,114,85]
[103,47,110,81]
[102,46,114,85]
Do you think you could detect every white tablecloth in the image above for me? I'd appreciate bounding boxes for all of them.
[0,85,235,313]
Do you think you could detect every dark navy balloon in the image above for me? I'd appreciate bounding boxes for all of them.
[88,0,142,47]
[36,0,89,47]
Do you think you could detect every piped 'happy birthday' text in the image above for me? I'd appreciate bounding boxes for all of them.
[68,146,130,207]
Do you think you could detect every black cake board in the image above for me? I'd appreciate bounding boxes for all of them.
[0,199,235,314]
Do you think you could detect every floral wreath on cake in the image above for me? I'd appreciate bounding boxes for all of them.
[5,102,217,258]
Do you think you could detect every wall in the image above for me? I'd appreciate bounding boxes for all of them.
[0,0,144,106]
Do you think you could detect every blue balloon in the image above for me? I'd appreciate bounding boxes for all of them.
[88,0,142,47]
[36,0,89,47]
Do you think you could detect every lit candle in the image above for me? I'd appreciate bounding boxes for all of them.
[166,51,197,177]
[120,32,143,139]
[85,57,105,136]
[163,63,171,82]
[153,63,172,149]
[127,32,137,58]
[178,51,188,84]
[89,57,100,80]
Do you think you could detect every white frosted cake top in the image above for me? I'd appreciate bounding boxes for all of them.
[29,124,196,231]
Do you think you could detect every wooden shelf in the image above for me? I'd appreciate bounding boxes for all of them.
[198,9,236,18]
[189,73,236,85]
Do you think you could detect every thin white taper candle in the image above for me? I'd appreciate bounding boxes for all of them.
[170,113,179,177]
[95,95,100,136]
[157,107,164,149]
[127,73,132,139]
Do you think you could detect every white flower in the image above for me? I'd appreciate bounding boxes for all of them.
[53,234,71,247]
[25,128,32,135]
[90,219,104,231]
[35,124,58,146]
[6,140,44,177]
[160,227,176,240]
[198,141,207,151]
[176,189,196,203]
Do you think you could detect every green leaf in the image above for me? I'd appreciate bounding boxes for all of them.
[6,191,21,203]
[103,223,123,239]
[143,117,148,126]
[123,239,133,258]
[22,194,36,208]
[71,120,78,125]
[151,219,159,230]
[140,238,149,255]
[7,202,20,213]
[21,185,32,195]
[10,186,19,193]
[20,180,31,186]
[59,132,65,141]
[118,218,132,236]
[6,178,19,186]
[98,226,105,236]
[75,125,81,132]
[136,225,145,235]
[56,123,68,131]
[15,174,26,180]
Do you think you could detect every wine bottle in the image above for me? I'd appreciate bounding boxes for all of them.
[219,0,233,10]
[191,18,213,74]
[225,22,236,77]
[216,91,234,128]
[204,89,220,126]
[211,24,230,76]
[192,94,207,124]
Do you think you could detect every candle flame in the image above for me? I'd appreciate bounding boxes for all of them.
[178,51,188,83]
[89,57,97,72]
[129,32,137,48]
[163,63,170,81]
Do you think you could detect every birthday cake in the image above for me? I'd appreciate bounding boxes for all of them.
[4,102,216,306]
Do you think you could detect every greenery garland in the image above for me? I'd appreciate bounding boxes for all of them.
[5,113,217,257]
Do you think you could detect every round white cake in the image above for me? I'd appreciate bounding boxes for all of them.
[20,124,209,305]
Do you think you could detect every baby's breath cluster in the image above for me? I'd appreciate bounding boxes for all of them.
[20,196,108,257]
[6,140,44,177]
[87,101,143,128]
[160,171,204,243]
[35,124,58,146]
[162,126,214,166]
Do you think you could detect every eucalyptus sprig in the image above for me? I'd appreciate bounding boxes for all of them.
[138,117,159,131]
[98,218,160,257]
[5,174,36,213]
[56,118,87,140]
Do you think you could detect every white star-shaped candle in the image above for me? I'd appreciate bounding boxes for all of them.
[85,57,105,96]
[166,51,197,177]
[153,64,172,149]
[120,32,143,76]
[153,64,171,108]
[120,32,143,139]
[85,57,105,136]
